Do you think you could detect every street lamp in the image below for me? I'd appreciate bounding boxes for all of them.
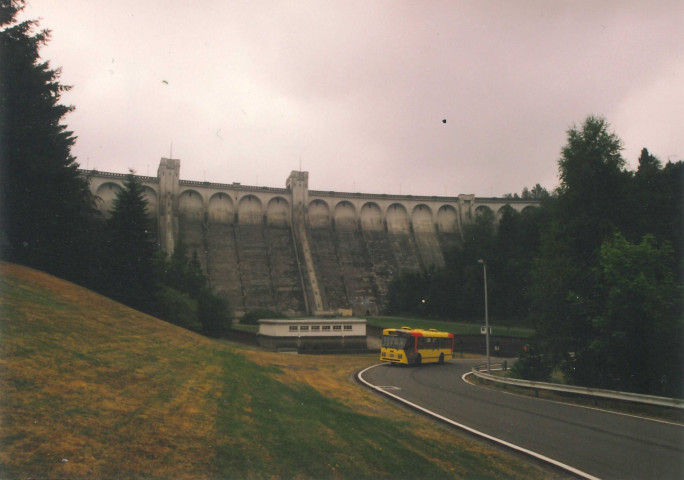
[478,259,491,373]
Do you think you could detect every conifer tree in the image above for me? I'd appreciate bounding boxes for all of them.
[104,172,156,311]
[0,0,99,282]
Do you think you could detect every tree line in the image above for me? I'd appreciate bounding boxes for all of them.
[0,2,232,337]
[388,117,683,397]
[387,204,545,325]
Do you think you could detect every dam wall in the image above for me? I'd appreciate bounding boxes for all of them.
[84,158,539,316]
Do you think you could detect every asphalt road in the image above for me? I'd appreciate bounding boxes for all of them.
[359,359,684,480]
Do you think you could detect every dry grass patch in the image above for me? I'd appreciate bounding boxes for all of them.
[1,263,222,478]
[243,351,397,416]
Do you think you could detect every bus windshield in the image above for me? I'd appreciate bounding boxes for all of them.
[382,335,409,349]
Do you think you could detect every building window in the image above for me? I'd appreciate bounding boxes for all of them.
[333,325,342,331]
[311,325,320,331]
[300,325,309,331]
[322,325,331,331]
[289,326,298,331]
[344,325,352,331]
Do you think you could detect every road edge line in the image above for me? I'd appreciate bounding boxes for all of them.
[357,364,601,480]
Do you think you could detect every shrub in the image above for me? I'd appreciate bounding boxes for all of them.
[198,289,233,338]
[510,344,553,381]
[154,285,201,332]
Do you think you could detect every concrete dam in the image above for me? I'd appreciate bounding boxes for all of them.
[86,158,538,316]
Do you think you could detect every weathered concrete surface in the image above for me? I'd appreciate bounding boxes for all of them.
[84,159,538,316]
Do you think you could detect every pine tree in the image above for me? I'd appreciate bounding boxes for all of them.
[0,0,99,282]
[104,172,156,311]
[632,149,683,279]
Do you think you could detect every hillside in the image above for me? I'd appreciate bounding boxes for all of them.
[0,262,557,479]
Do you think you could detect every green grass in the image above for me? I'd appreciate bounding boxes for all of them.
[0,262,558,479]
[231,323,259,333]
[367,316,535,338]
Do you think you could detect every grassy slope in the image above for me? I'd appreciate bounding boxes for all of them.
[0,262,557,479]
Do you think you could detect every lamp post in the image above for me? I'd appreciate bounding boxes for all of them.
[478,259,490,373]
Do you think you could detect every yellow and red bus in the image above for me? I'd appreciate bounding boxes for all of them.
[380,326,454,365]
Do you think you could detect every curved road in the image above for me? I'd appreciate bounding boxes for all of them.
[359,359,684,480]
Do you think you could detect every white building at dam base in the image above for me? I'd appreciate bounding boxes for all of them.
[257,318,367,352]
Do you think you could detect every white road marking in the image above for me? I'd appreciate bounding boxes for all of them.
[462,371,684,427]
[358,364,601,480]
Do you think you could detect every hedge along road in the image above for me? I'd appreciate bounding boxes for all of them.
[358,359,684,480]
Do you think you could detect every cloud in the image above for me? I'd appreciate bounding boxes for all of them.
[21,0,684,196]
[610,60,684,167]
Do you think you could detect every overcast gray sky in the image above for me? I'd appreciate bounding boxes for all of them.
[21,0,683,196]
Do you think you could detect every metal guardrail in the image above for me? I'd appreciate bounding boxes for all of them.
[472,364,684,409]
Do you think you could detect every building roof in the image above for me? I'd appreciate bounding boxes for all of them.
[258,318,366,325]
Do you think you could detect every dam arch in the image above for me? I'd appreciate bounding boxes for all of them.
[178,190,204,221]
[497,204,517,221]
[386,203,410,233]
[475,205,493,217]
[237,195,263,224]
[411,204,435,233]
[95,182,122,216]
[333,201,357,230]
[266,197,290,226]
[360,202,383,231]
[308,199,331,227]
[208,192,234,224]
[437,205,458,233]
